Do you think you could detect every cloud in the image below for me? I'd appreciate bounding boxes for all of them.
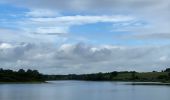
[15,15,135,37]
[131,33,170,40]
[115,33,170,41]
[33,32,67,36]
[0,28,30,43]
[1,0,170,39]
[26,9,60,17]
[33,27,69,34]
[0,0,165,11]
[0,28,68,43]
[0,42,170,74]
[0,0,170,74]
[0,42,34,63]
[0,43,13,49]
[29,15,134,26]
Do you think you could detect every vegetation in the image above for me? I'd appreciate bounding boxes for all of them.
[0,68,45,82]
[45,68,170,83]
[1,68,170,83]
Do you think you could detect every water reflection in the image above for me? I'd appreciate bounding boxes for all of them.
[0,81,170,100]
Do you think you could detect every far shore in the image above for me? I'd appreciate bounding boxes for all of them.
[0,81,47,84]
[129,82,170,86]
[1,80,170,86]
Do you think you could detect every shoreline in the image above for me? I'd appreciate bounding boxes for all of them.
[0,80,170,86]
[130,82,170,86]
[0,81,47,84]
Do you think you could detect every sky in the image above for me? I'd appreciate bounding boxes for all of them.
[0,0,170,74]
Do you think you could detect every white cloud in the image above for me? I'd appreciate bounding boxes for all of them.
[20,15,135,35]
[34,27,69,34]
[0,0,170,74]
[3,0,168,39]
[0,42,170,74]
[0,43,13,49]
[117,33,170,40]
[0,28,68,44]
[160,56,168,62]
[29,15,135,25]
[26,9,60,17]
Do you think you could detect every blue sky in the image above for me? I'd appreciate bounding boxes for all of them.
[0,1,148,45]
[0,0,170,74]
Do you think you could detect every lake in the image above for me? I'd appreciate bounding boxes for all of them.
[0,81,170,100]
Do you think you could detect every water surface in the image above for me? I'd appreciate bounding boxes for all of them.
[0,81,170,100]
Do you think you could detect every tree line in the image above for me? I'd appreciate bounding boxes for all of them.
[1,68,170,83]
[0,68,44,82]
[45,68,170,82]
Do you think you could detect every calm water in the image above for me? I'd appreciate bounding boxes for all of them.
[0,81,170,100]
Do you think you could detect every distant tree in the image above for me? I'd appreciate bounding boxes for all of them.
[96,72,103,80]
[152,71,157,72]
[168,72,170,78]
[131,71,137,80]
[26,69,32,73]
[18,69,25,73]
[111,71,118,77]
[157,75,168,82]
[0,68,44,82]
[164,68,170,72]
[0,68,3,72]
[32,70,39,74]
